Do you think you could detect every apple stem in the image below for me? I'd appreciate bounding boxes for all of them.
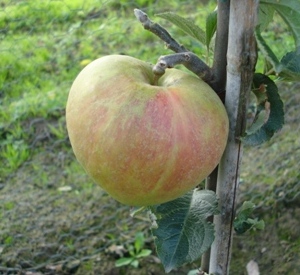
[153,71,164,86]
[154,53,212,83]
[134,9,213,87]
[151,57,166,85]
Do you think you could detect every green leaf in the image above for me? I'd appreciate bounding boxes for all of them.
[260,0,300,47]
[149,189,218,273]
[255,27,279,69]
[130,259,139,268]
[205,10,217,51]
[156,12,206,45]
[115,257,134,267]
[136,249,152,258]
[254,219,265,231]
[258,4,275,31]
[236,201,256,220]
[256,27,300,80]
[127,245,135,257]
[242,73,284,146]
[134,232,145,253]
[234,201,265,235]
[277,48,300,81]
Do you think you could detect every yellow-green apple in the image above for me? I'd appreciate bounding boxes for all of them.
[66,55,228,206]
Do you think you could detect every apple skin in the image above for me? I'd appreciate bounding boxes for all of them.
[66,55,228,206]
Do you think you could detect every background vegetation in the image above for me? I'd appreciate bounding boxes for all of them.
[0,0,299,274]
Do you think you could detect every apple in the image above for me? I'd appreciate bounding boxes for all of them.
[66,55,228,206]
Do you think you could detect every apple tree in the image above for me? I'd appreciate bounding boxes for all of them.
[66,0,300,274]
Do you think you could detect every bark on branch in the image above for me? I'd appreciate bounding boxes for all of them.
[153,52,212,83]
[134,9,213,85]
[134,9,187,53]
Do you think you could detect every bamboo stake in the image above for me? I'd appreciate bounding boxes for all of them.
[209,1,258,274]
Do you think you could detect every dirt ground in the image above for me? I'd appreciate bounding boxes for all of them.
[0,83,299,274]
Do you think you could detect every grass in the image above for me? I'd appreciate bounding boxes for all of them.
[0,0,299,274]
[0,0,214,177]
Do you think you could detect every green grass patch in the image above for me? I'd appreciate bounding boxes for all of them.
[1,0,216,177]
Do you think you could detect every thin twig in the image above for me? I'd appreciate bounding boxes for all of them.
[134,9,213,84]
[134,9,187,53]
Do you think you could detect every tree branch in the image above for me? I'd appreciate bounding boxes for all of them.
[134,9,213,85]
[134,9,187,53]
[153,52,212,84]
